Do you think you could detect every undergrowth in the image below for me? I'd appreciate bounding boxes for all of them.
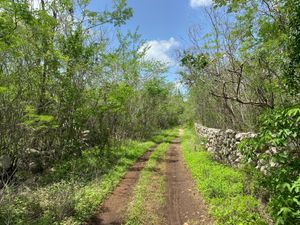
[0,129,177,225]
[0,141,153,225]
[181,128,267,225]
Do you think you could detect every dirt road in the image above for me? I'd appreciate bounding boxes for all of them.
[87,130,212,225]
[87,144,158,225]
[164,136,213,225]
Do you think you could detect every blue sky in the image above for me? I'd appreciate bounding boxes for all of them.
[89,0,214,82]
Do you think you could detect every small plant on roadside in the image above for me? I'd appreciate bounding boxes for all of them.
[239,106,300,225]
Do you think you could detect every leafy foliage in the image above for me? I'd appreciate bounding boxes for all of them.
[0,1,183,223]
[239,106,300,224]
[0,0,183,175]
[180,0,300,223]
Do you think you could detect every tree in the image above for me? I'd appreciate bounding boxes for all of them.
[180,0,300,223]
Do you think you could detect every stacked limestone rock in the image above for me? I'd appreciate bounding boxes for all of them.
[195,124,256,167]
[195,123,280,174]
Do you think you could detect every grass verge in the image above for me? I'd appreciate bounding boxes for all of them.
[0,141,153,225]
[0,129,177,225]
[0,141,154,225]
[181,128,267,225]
[125,142,170,225]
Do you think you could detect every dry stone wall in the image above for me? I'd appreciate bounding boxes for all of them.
[195,123,255,167]
[195,123,278,173]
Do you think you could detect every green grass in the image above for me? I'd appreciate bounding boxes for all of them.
[0,129,178,225]
[181,128,267,225]
[151,128,178,143]
[125,142,170,225]
[0,141,156,225]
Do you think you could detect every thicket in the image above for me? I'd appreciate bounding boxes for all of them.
[0,0,183,188]
[180,1,300,224]
[0,1,184,224]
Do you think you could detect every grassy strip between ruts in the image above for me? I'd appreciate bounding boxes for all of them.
[0,129,177,225]
[151,127,179,144]
[125,142,170,225]
[181,128,267,225]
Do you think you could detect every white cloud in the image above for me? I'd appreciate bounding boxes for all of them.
[190,0,212,8]
[141,37,180,66]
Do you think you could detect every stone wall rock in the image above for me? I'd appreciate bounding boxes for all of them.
[195,123,276,172]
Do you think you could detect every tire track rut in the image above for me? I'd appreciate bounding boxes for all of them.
[87,144,158,225]
[164,135,213,225]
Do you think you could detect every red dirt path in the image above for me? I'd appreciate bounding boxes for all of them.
[87,144,158,225]
[87,130,213,225]
[163,135,213,225]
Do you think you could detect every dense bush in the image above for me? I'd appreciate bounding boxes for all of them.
[0,0,183,187]
[240,107,300,224]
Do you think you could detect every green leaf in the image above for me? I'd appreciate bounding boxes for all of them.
[0,86,8,94]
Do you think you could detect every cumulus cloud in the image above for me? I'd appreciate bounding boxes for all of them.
[141,37,180,66]
[190,0,212,8]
